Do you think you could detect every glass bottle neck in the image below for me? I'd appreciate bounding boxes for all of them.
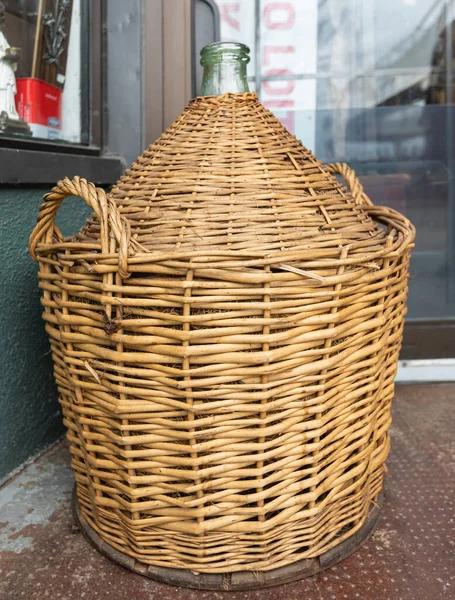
[200,42,250,96]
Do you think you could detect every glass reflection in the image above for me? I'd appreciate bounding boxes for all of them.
[216,0,455,322]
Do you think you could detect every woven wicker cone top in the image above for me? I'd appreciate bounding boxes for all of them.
[29,92,415,575]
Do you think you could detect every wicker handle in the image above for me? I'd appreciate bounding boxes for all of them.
[29,176,131,278]
[326,162,373,207]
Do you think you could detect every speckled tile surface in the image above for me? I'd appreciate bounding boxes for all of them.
[0,383,454,600]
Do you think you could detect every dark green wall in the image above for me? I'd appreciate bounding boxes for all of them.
[0,187,91,482]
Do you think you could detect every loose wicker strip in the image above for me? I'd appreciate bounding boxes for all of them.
[30,93,415,576]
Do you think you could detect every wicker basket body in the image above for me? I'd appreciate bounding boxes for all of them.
[30,93,415,585]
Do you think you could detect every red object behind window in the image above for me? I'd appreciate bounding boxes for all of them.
[15,78,62,139]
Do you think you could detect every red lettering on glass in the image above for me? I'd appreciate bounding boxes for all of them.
[263,2,295,30]
[263,45,294,66]
[279,112,295,131]
[263,100,293,107]
[263,69,295,95]
[219,3,240,31]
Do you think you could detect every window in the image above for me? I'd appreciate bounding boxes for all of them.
[0,0,201,185]
[1,0,84,143]
[0,0,141,185]
[212,0,455,357]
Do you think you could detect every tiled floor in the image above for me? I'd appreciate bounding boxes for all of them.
[0,383,454,600]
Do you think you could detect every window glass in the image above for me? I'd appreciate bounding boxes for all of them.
[1,0,82,143]
[215,0,455,322]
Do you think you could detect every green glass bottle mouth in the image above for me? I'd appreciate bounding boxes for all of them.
[200,42,250,67]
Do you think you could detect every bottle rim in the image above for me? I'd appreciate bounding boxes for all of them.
[200,42,250,66]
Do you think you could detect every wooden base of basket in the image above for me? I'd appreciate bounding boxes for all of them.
[72,488,383,591]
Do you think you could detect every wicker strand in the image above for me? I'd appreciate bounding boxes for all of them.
[326,163,374,207]
[29,176,133,278]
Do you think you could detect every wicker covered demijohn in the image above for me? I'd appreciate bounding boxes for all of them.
[29,43,415,590]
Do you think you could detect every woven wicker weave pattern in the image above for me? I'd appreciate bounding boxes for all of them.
[30,93,415,573]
